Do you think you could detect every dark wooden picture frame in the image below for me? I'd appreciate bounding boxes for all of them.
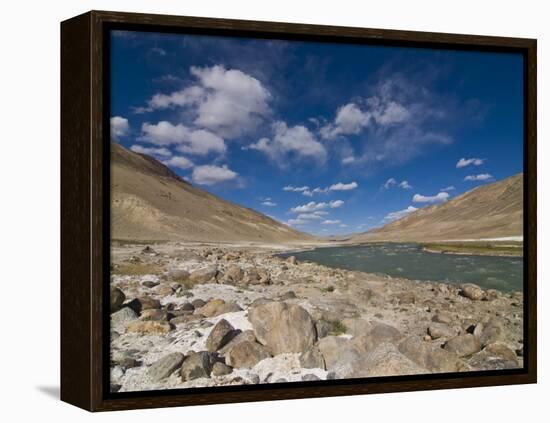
[61,10,537,412]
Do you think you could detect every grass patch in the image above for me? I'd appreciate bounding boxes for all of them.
[328,319,348,335]
[320,286,335,293]
[423,242,523,257]
[114,263,163,276]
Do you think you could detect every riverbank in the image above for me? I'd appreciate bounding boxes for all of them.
[109,241,524,392]
[421,241,523,257]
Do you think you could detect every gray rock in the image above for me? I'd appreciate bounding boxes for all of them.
[111,307,138,332]
[110,287,126,313]
[468,343,520,370]
[248,301,317,355]
[191,299,206,309]
[479,318,504,346]
[432,312,453,324]
[398,336,464,372]
[180,351,215,381]
[189,266,218,285]
[224,265,244,284]
[460,284,485,301]
[126,296,161,314]
[167,268,190,282]
[317,336,352,370]
[299,346,325,369]
[111,350,139,368]
[444,334,482,357]
[211,362,233,376]
[148,352,185,382]
[225,341,271,368]
[428,323,457,339]
[205,319,237,352]
[141,280,160,288]
[280,291,297,300]
[218,330,257,356]
[315,320,332,339]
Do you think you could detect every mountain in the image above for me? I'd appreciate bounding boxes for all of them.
[111,142,314,243]
[351,173,523,242]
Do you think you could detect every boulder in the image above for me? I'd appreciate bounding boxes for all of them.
[140,309,169,321]
[225,341,271,368]
[148,352,185,382]
[341,318,371,337]
[141,280,160,288]
[126,320,172,335]
[280,291,297,300]
[189,266,218,285]
[167,268,190,282]
[398,336,464,372]
[195,299,242,317]
[211,362,233,376]
[469,343,520,370]
[205,319,237,352]
[181,351,215,381]
[126,297,161,314]
[111,307,138,332]
[315,320,332,339]
[444,334,482,357]
[218,330,257,355]
[110,287,126,313]
[248,301,317,355]
[428,323,457,340]
[224,265,244,284]
[479,318,504,346]
[353,323,403,352]
[432,312,453,324]
[111,350,139,368]
[460,284,485,301]
[317,336,352,370]
[299,346,325,369]
[191,299,206,309]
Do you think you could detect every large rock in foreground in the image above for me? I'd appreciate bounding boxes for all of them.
[248,301,317,355]
[148,352,184,382]
[180,351,215,381]
[110,287,126,313]
[444,334,482,357]
[225,341,271,368]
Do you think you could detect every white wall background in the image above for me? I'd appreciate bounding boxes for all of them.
[0,0,546,420]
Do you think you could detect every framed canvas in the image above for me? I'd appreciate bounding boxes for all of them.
[60,10,537,412]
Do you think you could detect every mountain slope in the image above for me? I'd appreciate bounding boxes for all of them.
[111,142,314,243]
[351,173,523,242]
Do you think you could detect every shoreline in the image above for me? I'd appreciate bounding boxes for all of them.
[109,241,524,393]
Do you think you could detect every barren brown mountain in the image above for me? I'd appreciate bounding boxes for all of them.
[351,173,523,242]
[111,142,314,243]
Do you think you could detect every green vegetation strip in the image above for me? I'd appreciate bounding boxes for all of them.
[422,242,523,257]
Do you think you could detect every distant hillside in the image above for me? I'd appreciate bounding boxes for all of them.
[351,173,523,242]
[111,142,314,243]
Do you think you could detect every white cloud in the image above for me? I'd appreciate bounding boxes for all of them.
[322,220,341,225]
[246,121,326,167]
[296,213,322,220]
[261,201,277,207]
[139,122,226,156]
[383,178,397,189]
[383,178,411,190]
[441,185,455,192]
[456,157,484,168]
[191,164,238,185]
[464,173,493,181]
[290,200,343,213]
[339,224,349,228]
[412,192,449,203]
[110,116,129,140]
[130,144,171,157]
[162,156,194,170]
[283,185,310,192]
[286,218,308,226]
[137,65,271,139]
[320,103,370,139]
[384,206,418,221]
[342,156,356,165]
[329,182,358,191]
[398,180,412,189]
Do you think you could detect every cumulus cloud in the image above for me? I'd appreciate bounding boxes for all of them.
[162,156,194,170]
[342,156,356,165]
[283,185,310,192]
[139,122,226,156]
[464,173,493,181]
[191,164,238,185]
[412,192,449,203]
[322,219,341,225]
[130,144,171,157]
[110,116,129,140]
[261,201,277,207]
[441,185,455,192]
[296,181,358,197]
[320,103,370,139]
[290,200,344,213]
[456,157,484,168]
[246,121,326,167]
[136,65,272,139]
[384,206,418,222]
[296,213,323,220]
[329,182,358,191]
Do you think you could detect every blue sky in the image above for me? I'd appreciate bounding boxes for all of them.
[110,30,524,236]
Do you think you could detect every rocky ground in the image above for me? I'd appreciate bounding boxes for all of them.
[109,242,524,393]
